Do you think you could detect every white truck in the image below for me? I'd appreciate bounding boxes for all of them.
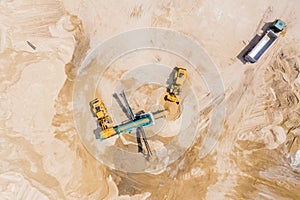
[245,19,286,63]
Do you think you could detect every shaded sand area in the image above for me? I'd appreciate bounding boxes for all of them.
[1,0,300,199]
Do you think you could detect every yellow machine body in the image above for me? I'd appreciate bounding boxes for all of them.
[165,66,187,104]
[90,98,112,130]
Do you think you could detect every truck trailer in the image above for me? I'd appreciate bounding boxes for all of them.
[245,19,286,63]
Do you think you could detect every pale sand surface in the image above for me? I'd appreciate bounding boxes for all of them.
[1,0,300,199]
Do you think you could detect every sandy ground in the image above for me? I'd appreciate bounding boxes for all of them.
[1,0,300,199]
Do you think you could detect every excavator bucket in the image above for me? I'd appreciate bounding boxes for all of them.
[165,93,180,104]
[99,127,118,141]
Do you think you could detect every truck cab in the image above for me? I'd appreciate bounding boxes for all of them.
[270,19,286,33]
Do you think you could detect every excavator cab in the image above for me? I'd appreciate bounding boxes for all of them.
[90,99,104,118]
[174,67,187,87]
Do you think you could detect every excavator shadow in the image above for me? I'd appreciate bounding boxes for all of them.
[89,101,97,118]
[237,22,273,64]
[165,67,178,92]
[93,127,101,139]
[88,102,102,139]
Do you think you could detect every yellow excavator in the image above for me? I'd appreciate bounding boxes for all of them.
[90,93,154,157]
[90,98,112,130]
[165,66,187,104]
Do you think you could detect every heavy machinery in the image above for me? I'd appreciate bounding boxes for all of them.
[90,91,154,157]
[120,91,153,157]
[90,98,112,130]
[245,19,286,63]
[165,66,187,104]
[97,112,154,140]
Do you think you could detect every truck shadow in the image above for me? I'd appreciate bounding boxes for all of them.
[237,22,273,64]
